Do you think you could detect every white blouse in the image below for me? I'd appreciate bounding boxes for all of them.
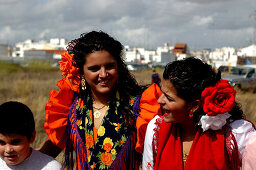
[142,115,255,170]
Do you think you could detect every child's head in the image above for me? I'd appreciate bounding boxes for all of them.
[0,101,36,165]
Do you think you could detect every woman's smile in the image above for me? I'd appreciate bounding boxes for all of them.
[97,79,112,86]
[83,50,118,96]
[157,80,189,123]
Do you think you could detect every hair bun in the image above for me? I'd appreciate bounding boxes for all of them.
[67,39,79,54]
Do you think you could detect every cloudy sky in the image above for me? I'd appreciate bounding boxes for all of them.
[0,0,256,50]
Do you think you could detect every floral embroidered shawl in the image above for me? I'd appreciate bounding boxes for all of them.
[62,89,141,170]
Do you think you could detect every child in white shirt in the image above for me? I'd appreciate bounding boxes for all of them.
[0,101,62,170]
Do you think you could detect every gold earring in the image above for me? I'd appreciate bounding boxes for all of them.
[81,76,86,90]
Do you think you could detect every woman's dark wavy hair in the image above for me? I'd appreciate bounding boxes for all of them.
[67,31,143,128]
[163,57,244,121]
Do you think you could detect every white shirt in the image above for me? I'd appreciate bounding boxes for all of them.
[142,115,255,170]
[242,131,256,170]
[0,149,62,170]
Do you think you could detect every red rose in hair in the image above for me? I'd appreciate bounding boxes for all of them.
[59,51,74,77]
[59,51,80,92]
[201,80,236,116]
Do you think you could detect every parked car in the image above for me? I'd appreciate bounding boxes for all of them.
[218,65,233,73]
[222,65,256,90]
[127,64,137,71]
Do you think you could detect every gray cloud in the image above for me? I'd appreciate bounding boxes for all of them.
[0,0,255,50]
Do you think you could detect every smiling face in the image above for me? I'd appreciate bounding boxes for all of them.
[83,50,118,97]
[157,79,190,123]
[0,132,35,165]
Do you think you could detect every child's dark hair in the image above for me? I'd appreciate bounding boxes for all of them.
[163,57,244,121]
[0,101,35,140]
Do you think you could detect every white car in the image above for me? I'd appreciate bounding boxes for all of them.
[127,64,137,71]
[222,66,256,90]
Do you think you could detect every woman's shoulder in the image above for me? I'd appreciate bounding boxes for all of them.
[147,115,161,132]
[230,119,255,134]
[229,119,255,145]
[242,131,256,170]
[229,119,256,159]
[44,78,76,150]
[135,84,162,153]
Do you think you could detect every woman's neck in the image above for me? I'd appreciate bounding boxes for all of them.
[91,92,111,105]
[179,119,197,141]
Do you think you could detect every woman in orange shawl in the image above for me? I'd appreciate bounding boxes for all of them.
[142,57,255,170]
[40,31,163,170]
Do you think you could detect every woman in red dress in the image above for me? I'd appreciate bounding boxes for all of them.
[142,57,255,170]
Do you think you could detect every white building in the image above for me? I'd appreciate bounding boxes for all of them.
[12,38,67,58]
[124,46,144,63]
[124,43,175,65]
[209,47,237,68]
[190,49,211,61]
[237,44,256,57]
[154,43,174,63]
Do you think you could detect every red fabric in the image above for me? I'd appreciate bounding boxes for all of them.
[135,84,162,153]
[154,121,235,170]
[44,52,80,150]
[154,121,183,169]
[44,77,74,149]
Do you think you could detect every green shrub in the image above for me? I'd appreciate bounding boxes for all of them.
[24,60,59,72]
[0,61,24,74]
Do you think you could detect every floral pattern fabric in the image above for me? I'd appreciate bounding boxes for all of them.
[75,93,136,169]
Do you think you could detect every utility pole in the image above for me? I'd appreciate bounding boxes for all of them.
[251,10,256,45]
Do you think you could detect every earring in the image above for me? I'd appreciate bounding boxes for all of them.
[189,111,193,117]
[81,76,86,90]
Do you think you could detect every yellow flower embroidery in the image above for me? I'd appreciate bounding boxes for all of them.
[98,126,105,136]
[111,149,116,155]
[113,123,120,131]
[103,137,114,147]
[88,154,91,162]
[91,163,95,169]
[85,117,88,124]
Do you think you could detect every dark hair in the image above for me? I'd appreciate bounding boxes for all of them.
[67,31,143,127]
[0,101,35,140]
[163,57,244,120]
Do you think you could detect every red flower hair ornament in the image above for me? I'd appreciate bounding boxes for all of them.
[59,51,81,92]
[198,80,236,131]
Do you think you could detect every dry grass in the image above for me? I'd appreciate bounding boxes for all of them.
[0,62,255,164]
[235,88,256,124]
[131,67,164,85]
